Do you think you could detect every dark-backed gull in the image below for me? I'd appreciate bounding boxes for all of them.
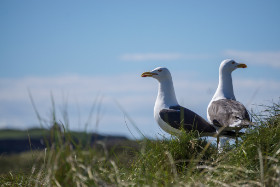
[142,67,236,138]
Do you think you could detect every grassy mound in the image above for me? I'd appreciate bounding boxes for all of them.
[1,101,280,186]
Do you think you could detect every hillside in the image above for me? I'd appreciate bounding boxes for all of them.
[0,101,279,186]
[0,127,128,154]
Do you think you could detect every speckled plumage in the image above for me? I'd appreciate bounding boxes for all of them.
[208,99,251,130]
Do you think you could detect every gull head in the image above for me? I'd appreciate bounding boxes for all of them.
[141,67,172,82]
[220,59,247,73]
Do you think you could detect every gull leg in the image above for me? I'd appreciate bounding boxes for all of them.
[235,128,239,146]
[217,136,220,150]
[218,137,228,153]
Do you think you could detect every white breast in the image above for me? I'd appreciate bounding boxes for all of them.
[154,106,181,135]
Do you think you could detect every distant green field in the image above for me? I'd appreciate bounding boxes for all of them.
[0,127,122,141]
[0,128,48,140]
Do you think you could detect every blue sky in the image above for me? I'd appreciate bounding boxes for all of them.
[1,1,280,138]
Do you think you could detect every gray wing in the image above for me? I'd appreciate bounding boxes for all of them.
[208,99,251,128]
[159,105,216,134]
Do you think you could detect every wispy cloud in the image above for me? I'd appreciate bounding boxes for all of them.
[0,74,279,138]
[120,53,211,61]
[224,50,280,68]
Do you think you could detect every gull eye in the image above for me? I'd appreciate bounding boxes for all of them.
[232,61,235,64]
[158,69,162,72]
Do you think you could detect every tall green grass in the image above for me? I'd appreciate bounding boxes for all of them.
[1,100,280,186]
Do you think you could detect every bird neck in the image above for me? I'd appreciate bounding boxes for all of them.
[213,70,236,101]
[156,79,179,109]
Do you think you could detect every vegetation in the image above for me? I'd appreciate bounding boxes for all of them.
[0,101,280,186]
[0,128,49,140]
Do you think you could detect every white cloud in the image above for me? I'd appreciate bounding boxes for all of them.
[0,74,279,138]
[120,53,212,61]
[224,50,280,68]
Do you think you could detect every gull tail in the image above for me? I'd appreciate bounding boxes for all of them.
[201,129,244,138]
[212,125,244,138]
[229,120,255,129]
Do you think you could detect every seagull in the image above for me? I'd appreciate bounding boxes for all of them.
[207,59,252,148]
[142,67,237,138]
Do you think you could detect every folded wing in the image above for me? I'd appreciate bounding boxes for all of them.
[208,99,251,130]
[159,105,216,134]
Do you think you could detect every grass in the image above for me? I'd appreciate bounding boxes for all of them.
[1,100,280,186]
[0,151,44,175]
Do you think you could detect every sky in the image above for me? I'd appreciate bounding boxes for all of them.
[1,0,280,139]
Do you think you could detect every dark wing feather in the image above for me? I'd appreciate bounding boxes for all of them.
[208,99,251,128]
[159,105,216,133]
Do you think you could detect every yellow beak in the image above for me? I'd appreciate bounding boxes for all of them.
[237,63,247,68]
[141,72,158,77]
